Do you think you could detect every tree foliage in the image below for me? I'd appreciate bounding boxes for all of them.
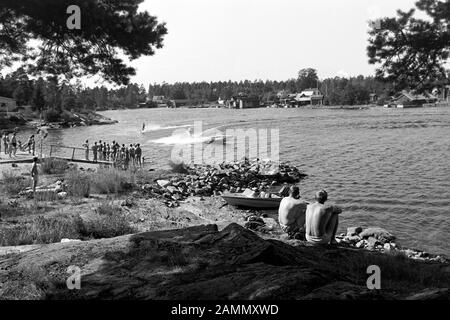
[0,0,167,85]
[297,68,319,91]
[367,0,449,91]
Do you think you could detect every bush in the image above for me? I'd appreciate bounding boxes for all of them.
[91,168,134,194]
[40,158,68,175]
[1,171,29,195]
[95,200,123,216]
[65,169,91,198]
[82,203,134,239]
[43,109,61,122]
[0,214,84,246]
[168,160,189,174]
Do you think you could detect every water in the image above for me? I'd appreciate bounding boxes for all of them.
[18,107,450,256]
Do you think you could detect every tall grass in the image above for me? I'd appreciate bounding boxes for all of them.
[0,204,135,246]
[82,201,135,239]
[40,158,68,175]
[1,171,29,195]
[65,169,91,198]
[0,214,84,246]
[90,168,134,194]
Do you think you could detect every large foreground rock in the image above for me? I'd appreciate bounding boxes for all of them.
[0,224,448,300]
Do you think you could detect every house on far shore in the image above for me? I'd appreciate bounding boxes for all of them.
[369,93,378,104]
[226,95,260,109]
[295,88,324,106]
[0,96,17,112]
[151,95,169,108]
[169,99,190,108]
[392,91,438,108]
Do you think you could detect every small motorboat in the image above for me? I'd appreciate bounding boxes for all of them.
[221,194,282,209]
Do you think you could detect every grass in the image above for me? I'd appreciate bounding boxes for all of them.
[40,158,68,175]
[0,201,48,220]
[65,169,91,198]
[1,171,29,196]
[0,214,84,246]
[313,245,449,294]
[90,168,135,194]
[82,202,135,239]
[0,204,135,246]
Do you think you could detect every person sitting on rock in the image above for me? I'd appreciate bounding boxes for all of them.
[278,186,308,239]
[305,190,342,245]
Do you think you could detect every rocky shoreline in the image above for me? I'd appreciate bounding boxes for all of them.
[0,160,449,300]
[0,109,117,131]
[143,159,306,207]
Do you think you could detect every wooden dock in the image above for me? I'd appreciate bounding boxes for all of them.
[0,145,114,166]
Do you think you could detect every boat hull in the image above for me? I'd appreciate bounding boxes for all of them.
[222,195,282,209]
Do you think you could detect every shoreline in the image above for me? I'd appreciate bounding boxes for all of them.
[0,109,118,132]
[0,160,449,300]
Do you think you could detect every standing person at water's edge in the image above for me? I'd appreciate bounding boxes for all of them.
[92,142,98,162]
[10,132,17,157]
[135,143,142,167]
[31,157,39,197]
[2,132,8,155]
[305,190,342,245]
[278,186,308,239]
[82,140,89,160]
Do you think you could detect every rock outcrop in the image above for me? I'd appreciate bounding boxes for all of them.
[1,223,448,300]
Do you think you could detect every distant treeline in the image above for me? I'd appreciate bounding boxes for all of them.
[0,68,396,115]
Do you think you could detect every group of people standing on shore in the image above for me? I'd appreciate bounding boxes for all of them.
[1,131,36,158]
[82,140,143,169]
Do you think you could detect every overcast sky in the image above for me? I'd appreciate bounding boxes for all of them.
[129,0,419,85]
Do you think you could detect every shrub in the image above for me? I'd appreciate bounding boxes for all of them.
[0,214,84,246]
[65,169,91,198]
[96,200,123,216]
[168,160,189,174]
[90,168,134,194]
[43,109,61,122]
[40,158,68,175]
[82,204,134,239]
[1,171,29,195]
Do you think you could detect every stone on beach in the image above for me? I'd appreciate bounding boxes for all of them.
[346,226,362,236]
[359,227,395,243]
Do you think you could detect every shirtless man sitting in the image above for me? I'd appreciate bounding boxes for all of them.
[278,186,308,239]
[305,190,342,245]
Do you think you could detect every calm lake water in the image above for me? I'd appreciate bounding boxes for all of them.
[20,107,450,256]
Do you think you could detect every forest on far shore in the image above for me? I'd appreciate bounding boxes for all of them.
[1,67,402,114]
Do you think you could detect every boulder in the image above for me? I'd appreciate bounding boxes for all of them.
[60,238,82,243]
[347,235,361,243]
[359,227,395,243]
[166,186,178,194]
[366,237,379,249]
[156,180,171,188]
[57,192,68,200]
[355,240,366,248]
[347,226,363,236]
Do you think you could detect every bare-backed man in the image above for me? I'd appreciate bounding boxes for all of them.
[278,186,308,239]
[305,189,342,245]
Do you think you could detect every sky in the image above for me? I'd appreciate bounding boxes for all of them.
[128,0,419,85]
